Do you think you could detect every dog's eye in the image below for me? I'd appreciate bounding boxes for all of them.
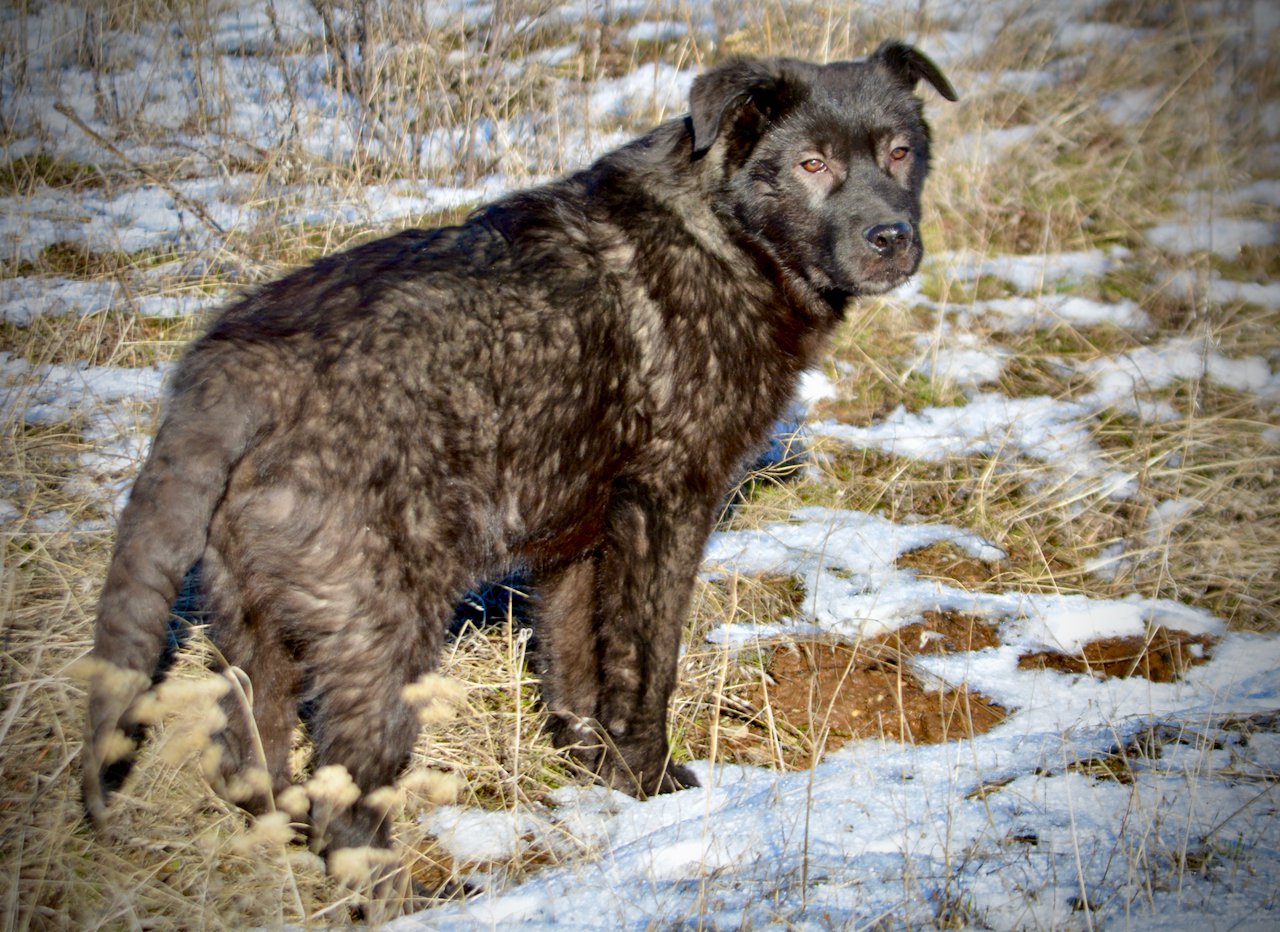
[889,146,910,162]
[800,158,828,173]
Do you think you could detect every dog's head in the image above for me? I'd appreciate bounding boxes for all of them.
[690,42,957,309]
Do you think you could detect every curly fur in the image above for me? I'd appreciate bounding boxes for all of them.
[83,41,955,872]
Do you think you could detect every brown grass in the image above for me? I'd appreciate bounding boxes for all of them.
[1,0,1276,925]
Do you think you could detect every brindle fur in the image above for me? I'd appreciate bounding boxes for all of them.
[83,42,955,868]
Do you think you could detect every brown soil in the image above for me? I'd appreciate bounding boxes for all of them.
[879,610,1002,654]
[712,612,1010,769]
[409,848,465,901]
[409,837,559,903]
[763,639,1008,748]
[897,544,1000,588]
[707,614,1216,770]
[1017,625,1216,682]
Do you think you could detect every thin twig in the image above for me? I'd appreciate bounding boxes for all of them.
[52,102,261,275]
[53,102,226,238]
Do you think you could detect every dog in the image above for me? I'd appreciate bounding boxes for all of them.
[82,40,955,881]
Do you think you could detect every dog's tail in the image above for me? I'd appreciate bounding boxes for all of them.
[80,353,260,826]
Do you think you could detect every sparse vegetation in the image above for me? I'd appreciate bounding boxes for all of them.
[2,0,1277,927]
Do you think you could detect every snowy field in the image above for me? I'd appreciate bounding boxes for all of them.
[2,0,1278,928]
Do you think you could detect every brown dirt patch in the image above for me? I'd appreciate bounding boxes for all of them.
[712,615,1009,769]
[763,640,1008,747]
[897,544,1000,588]
[1017,625,1216,682]
[695,617,1215,772]
[409,846,465,900]
[409,833,568,905]
[880,610,1002,654]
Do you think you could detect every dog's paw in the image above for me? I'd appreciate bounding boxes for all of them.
[599,743,698,798]
[656,760,699,793]
[74,657,150,827]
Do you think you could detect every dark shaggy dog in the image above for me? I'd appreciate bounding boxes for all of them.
[83,41,955,877]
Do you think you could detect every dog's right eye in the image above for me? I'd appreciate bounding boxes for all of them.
[800,158,828,173]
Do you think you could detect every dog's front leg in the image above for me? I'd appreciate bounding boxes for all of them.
[539,480,710,795]
[586,481,711,795]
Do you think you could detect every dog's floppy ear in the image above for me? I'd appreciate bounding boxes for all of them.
[689,59,802,156]
[872,40,959,102]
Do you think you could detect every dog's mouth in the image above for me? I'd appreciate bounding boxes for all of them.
[820,267,915,313]
[841,249,922,296]
[856,269,915,295]
[775,233,922,310]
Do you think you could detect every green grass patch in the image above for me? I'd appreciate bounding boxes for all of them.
[0,153,104,194]
[1001,321,1140,358]
[12,241,182,279]
[0,311,197,368]
[917,272,1018,305]
[1210,244,1280,282]
[1093,264,1156,303]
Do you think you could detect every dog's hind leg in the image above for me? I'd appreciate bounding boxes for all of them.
[300,579,453,858]
[82,364,262,824]
[201,546,302,816]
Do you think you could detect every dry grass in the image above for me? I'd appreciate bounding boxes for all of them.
[1,0,1277,926]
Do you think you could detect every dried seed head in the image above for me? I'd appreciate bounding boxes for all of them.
[402,673,467,705]
[158,729,208,766]
[365,785,405,815]
[400,769,462,806]
[131,675,231,725]
[276,784,311,819]
[157,702,227,766]
[327,846,400,886]
[70,656,150,696]
[306,764,361,810]
[199,743,223,782]
[402,674,468,724]
[287,849,326,873]
[200,704,228,733]
[224,767,272,803]
[232,810,296,852]
[96,728,135,766]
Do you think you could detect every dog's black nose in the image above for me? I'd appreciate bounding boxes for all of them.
[864,222,912,256]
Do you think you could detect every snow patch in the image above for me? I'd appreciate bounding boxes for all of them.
[963,293,1147,331]
[934,247,1131,293]
[588,63,697,124]
[1145,218,1279,258]
[0,276,221,325]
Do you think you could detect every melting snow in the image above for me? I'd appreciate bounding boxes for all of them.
[916,336,1011,386]
[813,393,1137,501]
[960,293,1148,330]
[3,0,1278,927]
[0,276,220,324]
[1144,218,1279,259]
[588,62,698,123]
[935,247,1132,293]
[1079,336,1278,419]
